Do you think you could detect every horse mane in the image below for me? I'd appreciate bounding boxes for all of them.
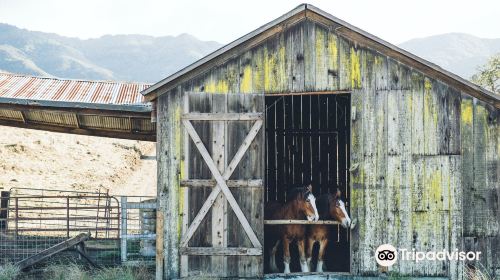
[286,187,307,201]
[316,194,333,219]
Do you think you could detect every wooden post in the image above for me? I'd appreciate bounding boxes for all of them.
[121,196,128,263]
[157,90,182,279]
[0,191,9,231]
[15,197,18,239]
[66,197,70,238]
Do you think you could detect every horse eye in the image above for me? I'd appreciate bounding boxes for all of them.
[306,198,310,202]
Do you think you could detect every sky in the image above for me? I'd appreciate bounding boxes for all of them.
[0,0,498,45]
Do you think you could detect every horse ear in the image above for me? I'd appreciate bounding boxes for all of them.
[335,188,342,198]
[306,184,313,192]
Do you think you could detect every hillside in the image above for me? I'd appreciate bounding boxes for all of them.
[398,33,500,79]
[0,23,222,82]
[0,126,156,197]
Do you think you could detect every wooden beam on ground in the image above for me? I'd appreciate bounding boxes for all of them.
[16,232,90,269]
[75,244,99,268]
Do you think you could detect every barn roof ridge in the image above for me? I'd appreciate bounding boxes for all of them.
[141,4,500,108]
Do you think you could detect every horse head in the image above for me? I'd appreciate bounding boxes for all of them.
[328,188,351,229]
[291,184,319,222]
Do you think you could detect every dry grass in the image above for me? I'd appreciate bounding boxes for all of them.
[42,264,154,280]
[13,263,154,280]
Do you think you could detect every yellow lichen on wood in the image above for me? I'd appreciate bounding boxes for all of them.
[315,29,325,78]
[461,99,473,125]
[350,47,361,88]
[252,48,264,92]
[327,33,338,71]
[424,79,432,91]
[205,79,229,94]
[240,65,252,93]
[263,46,273,91]
[205,80,216,94]
[428,168,443,210]
[263,44,286,92]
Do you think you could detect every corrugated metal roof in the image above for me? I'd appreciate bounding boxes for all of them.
[0,72,156,141]
[0,72,151,106]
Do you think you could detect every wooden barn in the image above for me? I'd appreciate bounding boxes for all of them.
[142,4,500,279]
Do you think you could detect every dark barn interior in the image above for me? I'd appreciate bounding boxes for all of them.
[264,93,351,273]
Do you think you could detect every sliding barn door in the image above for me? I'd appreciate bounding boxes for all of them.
[179,92,264,278]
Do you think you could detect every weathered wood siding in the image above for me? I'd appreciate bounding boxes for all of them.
[157,88,183,279]
[156,15,500,278]
[462,96,500,277]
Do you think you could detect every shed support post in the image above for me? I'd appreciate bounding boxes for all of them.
[121,196,128,263]
[157,91,182,279]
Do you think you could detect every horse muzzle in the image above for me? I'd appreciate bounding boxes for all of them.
[341,218,351,229]
[307,215,319,222]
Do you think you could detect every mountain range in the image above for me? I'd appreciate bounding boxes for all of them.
[0,23,221,83]
[0,23,498,83]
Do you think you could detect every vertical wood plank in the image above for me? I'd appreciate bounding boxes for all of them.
[180,93,190,277]
[211,94,227,275]
[304,20,316,91]
[285,23,305,92]
[411,72,425,155]
[423,78,439,155]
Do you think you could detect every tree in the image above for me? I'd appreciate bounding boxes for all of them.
[471,54,500,94]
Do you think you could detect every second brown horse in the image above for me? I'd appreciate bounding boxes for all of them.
[306,189,352,272]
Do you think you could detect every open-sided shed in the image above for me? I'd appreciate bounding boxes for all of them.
[143,4,500,279]
[0,72,155,141]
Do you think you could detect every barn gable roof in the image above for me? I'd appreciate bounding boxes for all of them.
[142,4,500,108]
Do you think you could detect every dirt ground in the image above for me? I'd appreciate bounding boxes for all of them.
[0,126,156,197]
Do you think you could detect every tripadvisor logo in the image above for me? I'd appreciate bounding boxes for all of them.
[375,244,481,267]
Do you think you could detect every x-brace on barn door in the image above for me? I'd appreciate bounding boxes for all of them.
[179,92,264,277]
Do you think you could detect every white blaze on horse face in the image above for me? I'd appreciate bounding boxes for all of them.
[307,193,319,221]
[338,200,351,228]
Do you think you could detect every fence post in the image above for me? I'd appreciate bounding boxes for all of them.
[66,197,70,238]
[0,191,9,231]
[15,197,18,239]
[121,196,127,263]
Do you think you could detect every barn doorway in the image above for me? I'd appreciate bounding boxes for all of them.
[264,93,351,274]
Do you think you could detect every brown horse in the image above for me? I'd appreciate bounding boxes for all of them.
[306,189,351,272]
[265,184,319,273]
